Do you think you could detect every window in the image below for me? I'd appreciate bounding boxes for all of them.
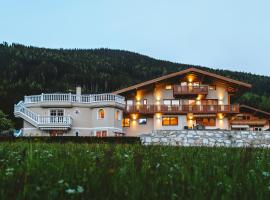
[171,100,180,105]
[143,99,147,105]
[209,85,216,90]
[162,116,178,126]
[181,82,187,86]
[163,100,171,105]
[127,100,134,105]
[115,110,121,120]
[188,100,196,105]
[96,130,107,137]
[196,118,216,126]
[50,109,64,123]
[50,109,64,116]
[165,85,172,90]
[193,82,200,87]
[139,118,147,125]
[122,118,130,127]
[98,109,105,119]
[163,99,180,106]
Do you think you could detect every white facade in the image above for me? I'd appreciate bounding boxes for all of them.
[14,90,125,136]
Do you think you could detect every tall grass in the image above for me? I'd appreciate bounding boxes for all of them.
[0,142,270,199]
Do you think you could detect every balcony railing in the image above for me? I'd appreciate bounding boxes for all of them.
[24,93,125,105]
[14,101,72,128]
[173,85,208,96]
[230,119,268,126]
[125,104,239,114]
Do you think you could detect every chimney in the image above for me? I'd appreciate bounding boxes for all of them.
[76,86,82,95]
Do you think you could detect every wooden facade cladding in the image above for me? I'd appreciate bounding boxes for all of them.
[125,104,240,114]
[173,85,208,96]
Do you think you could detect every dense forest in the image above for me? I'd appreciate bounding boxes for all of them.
[0,42,270,128]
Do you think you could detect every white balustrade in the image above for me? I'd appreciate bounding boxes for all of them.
[14,102,72,128]
[23,93,125,105]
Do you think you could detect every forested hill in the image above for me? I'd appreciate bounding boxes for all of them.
[1,42,270,126]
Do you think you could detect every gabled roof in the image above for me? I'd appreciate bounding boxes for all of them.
[240,105,270,118]
[113,67,252,94]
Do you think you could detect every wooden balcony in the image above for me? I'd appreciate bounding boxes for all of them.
[125,104,240,114]
[230,119,268,126]
[173,85,208,96]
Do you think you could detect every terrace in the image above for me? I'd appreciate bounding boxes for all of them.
[24,93,126,106]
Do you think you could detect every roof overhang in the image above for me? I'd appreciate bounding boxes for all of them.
[113,67,252,94]
[240,105,270,118]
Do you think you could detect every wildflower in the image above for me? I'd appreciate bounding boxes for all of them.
[5,167,14,176]
[262,171,270,177]
[77,185,84,193]
[65,188,76,194]
[58,179,64,184]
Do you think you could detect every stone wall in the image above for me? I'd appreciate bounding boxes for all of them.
[140,130,270,147]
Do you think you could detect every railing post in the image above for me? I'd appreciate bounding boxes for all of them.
[41,93,44,102]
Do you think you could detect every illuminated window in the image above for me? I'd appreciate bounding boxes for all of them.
[98,109,105,119]
[127,100,133,105]
[196,118,216,126]
[209,85,216,90]
[165,85,172,90]
[171,100,180,105]
[143,99,147,105]
[122,118,130,127]
[163,100,171,105]
[181,82,187,86]
[139,118,147,125]
[162,117,178,126]
[115,110,121,120]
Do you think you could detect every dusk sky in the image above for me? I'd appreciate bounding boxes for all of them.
[1,0,270,75]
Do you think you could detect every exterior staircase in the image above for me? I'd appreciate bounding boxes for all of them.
[14,101,72,130]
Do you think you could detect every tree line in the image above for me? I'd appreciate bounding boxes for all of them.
[0,42,270,129]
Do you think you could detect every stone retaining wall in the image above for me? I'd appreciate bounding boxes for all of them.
[140,130,270,147]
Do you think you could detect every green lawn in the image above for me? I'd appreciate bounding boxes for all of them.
[0,142,270,199]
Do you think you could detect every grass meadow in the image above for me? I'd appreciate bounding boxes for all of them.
[0,142,270,199]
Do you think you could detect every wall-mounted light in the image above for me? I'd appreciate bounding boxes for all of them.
[156,113,162,119]
[187,113,194,120]
[187,75,195,83]
[217,113,224,120]
[131,114,137,120]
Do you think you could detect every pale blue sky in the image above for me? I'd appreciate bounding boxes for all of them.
[1,0,270,75]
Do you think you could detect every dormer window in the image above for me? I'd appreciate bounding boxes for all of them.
[98,109,105,119]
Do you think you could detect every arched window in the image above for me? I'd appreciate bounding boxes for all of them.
[98,109,105,119]
[115,110,121,120]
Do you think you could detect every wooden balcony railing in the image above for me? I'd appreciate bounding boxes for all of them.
[173,85,208,96]
[125,104,240,114]
[230,119,268,126]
